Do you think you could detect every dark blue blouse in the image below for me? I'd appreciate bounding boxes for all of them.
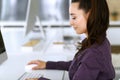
[39,38,115,80]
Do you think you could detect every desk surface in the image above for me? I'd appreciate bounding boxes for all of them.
[1,27,120,80]
[0,28,75,80]
[0,53,66,80]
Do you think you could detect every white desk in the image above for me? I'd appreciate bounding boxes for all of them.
[0,27,73,80]
[0,52,66,80]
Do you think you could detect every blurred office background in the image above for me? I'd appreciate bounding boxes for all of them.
[0,0,69,22]
[0,0,120,22]
[0,0,120,80]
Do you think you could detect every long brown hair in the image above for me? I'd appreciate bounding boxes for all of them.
[71,0,109,57]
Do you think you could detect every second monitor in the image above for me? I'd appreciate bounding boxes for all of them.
[22,0,46,51]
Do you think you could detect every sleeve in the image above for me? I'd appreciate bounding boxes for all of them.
[46,61,72,71]
[38,77,50,80]
[72,49,102,80]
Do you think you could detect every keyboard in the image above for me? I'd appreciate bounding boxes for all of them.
[18,71,42,80]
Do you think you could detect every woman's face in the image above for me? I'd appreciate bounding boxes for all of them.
[69,3,89,35]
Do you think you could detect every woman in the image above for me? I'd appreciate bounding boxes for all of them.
[26,0,115,80]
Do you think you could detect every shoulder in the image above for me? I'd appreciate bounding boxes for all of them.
[77,48,103,69]
[81,47,103,62]
[79,39,107,63]
[83,38,111,59]
[78,38,110,67]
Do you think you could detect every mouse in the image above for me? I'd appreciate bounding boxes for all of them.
[25,64,37,72]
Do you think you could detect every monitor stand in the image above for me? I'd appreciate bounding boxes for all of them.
[21,16,45,52]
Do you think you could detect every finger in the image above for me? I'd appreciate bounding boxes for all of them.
[32,66,40,70]
[26,78,38,80]
[28,60,39,65]
[25,78,32,80]
[29,60,42,65]
[25,78,35,80]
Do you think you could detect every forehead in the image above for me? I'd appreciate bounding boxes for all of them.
[69,3,86,16]
[69,3,80,13]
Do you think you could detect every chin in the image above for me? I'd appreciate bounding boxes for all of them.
[76,31,81,34]
[76,31,84,34]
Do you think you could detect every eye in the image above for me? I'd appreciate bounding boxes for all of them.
[70,16,76,20]
[72,17,76,19]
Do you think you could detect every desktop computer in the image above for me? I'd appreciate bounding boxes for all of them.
[0,30,8,65]
[20,0,46,79]
[22,0,46,51]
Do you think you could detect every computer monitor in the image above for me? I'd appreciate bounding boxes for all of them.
[0,30,7,64]
[22,0,46,50]
[25,0,45,39]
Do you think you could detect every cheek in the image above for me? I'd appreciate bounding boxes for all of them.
[76,18,87,33]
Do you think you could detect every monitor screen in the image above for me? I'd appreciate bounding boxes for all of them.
[0,31,5,54]
[0,30,7,64]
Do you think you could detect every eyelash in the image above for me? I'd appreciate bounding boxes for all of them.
[70,17,76,20]
[70,16,76,20]
[72,18,76,19]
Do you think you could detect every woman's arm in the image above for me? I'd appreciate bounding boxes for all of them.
[28,60,72,71]
[46,61,72,71]
[38,77,50,80]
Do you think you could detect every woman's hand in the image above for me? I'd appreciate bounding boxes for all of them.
[26,78,38,80]
[28,60,46,70]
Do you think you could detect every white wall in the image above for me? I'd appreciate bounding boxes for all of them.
[107,27,120,45]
